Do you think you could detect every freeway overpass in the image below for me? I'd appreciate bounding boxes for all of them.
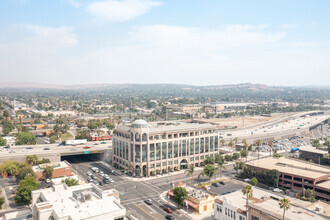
[0,141,112,163]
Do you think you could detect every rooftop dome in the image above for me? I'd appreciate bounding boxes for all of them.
[131,119,149,128]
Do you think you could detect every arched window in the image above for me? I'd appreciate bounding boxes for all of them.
[142,133,147,141]
[131,132,134,141]
[135,133,141,142]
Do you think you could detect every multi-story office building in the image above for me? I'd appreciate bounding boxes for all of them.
[112,120,219,177]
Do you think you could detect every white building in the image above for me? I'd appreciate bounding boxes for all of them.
[31,182,126,220]
[214,187,327,220]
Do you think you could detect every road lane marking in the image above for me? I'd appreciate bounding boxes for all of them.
[140,203,157,214]
[133,203,158,220]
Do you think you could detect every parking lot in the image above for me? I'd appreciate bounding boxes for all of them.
[208,180,245,196]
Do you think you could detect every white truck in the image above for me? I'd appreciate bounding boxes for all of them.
[65,139,87,145]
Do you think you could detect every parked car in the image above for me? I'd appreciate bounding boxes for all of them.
[273,188,283,193]
[109,178,114,183]
[45,179,51,183]
[87,177,93,182]
[92,175,97,180]
[244,178,250,182]
[93,180,99,185]
[87,172,92,176]
[219,181,225,185]
[212,182,220,187]
[145,199,153,205]
[83,146,90,149]
[163,207,173,213]
[103,179,110,184]
[165,215,174,220]
[99,171,104,175]
[99,181,105,186]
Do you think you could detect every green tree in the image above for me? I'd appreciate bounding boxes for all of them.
[279,198,291,220]
[250,177,258,186]
[199,164,216,181]
[2,160,19,175]
[63,178,79,187]
[43,166,54,179]
[26,155,39,165]
[3,110,10,119]
[240,149,248,159]
[16,132,37,145]
[38,158,50,164]
[0,136,7,146]
[185,166,195,184]
[173,186,188,208]
[232,152,240,160]
[0,196,4,209]
[2,121,14,135]
[49,136,56,144]
[17,163,36,180]
[312,139,320,147]
[234,161,240,174]
[14,176,39,205]
[242,185,253,214]
[225,154,232,161]
[204,156,215,165]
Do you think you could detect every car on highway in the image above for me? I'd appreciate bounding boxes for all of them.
[9,150,16,153]
[4,146,10,149]
[44,148,50,150]
[101,142,107,144]
[70,148,77,151]
[94,143,99,145]
[145,199,153,205]
[26,147,33,149]
[22,149,28,152]
[83,146,91,149]
[212,182,220,187]
[165,215,174,220]
[163,207,173,213]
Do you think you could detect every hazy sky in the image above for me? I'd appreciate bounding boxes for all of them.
[0,0,329,86]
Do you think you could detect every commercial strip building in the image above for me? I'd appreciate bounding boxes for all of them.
[299,146,328,164]
[112,119,219,177]
[31,182,126,220]
[168,183,215,214]
[247,157,330,201]
[33,161,72,180]
[214,188,327,220]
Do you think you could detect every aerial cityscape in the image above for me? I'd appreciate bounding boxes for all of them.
[0,1,330,220]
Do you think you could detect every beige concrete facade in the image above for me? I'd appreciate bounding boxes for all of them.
[112,120,219,177]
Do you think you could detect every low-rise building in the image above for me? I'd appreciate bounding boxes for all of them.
[299,146,328,163]
[31,182,126,220]
[214,187,327,220]
[168,183,215,214]
[33,161,72,180]
[247,157,330,201]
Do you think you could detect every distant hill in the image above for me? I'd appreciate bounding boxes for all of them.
[0,82,287,91]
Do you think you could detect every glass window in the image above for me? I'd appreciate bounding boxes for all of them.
[162,142,167,159]
[125,143,128,160]
[156,143,161,161]
[174,160,178,164]
[168,161,172,165]
[174,134,178,138]
[135,133,140,142]
[156,163,161,167]
[150,144,155,162]
[142,133,147,141]
[215,136,218,151]
[162,134,166,139]
[119,141,122,157]
[174,141,178,158]
[168,134,172,139]
[195,138,199,155]
[182,140,187,157]
[162,162,166,166]
[155,135,159,140]
[131,144,133,162]
[190,139,194,155]
[131,133,133,141]
[205,137,209,153]
[142,144,147,162]
[210,136,214,152]
[168,142,172,159]
[195,156,198,160]
[135,144,140,163]
[149,135,153,140]
[225,208,227,215]
[150,164,154,168]
[200,138,204,153]
[200,155,204,160]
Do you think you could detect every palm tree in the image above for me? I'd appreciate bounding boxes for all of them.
[185,165,195,184]
[229,141,234,149]
[233,138,238,145]
[242,185,253,214]
[216,163,226,179]
[220,139,225,147]
[279,198,291,220]
[268,140,274,157]
[256,140,262,160]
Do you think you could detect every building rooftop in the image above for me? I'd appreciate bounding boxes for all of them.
[32,183,125,220]
[118,121,216,134]
[299,146,328,155]
[216,188,327,220]
[247,157,330,179]
[32,161,70,173]
[316,179,330,189]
